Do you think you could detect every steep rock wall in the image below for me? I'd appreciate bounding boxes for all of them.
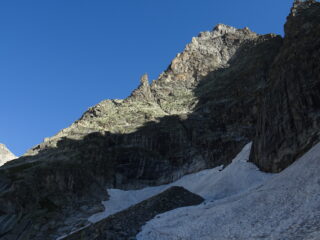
[250,0,320,172]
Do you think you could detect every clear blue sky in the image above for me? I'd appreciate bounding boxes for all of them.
[0,0,294,156]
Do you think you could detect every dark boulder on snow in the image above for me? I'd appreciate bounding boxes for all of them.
[62,186,204,240]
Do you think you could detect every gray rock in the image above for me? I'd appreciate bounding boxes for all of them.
[250,1,320,172]
[127,74,155,103]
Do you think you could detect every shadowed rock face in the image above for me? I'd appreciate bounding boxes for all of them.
[250,1,320,172]
[0,144,16,166]
[62,186,204,240]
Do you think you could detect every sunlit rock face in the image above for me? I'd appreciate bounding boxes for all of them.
[0,143,16,166]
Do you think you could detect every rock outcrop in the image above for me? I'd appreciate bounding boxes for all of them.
[62,186,204,240]
[0,144,16,166]
[250,0,320,172]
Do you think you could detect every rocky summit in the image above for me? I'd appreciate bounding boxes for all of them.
[0,144,16,166]
[1,1,320,240]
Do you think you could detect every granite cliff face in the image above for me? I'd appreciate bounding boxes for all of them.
[1,1,320,239]
[0,144,16,166]
[250,0,320,172]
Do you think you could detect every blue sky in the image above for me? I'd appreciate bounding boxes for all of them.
[0,0,294,156]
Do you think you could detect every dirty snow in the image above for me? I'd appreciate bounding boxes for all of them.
[136,143,320,240]
[89,143,272,223]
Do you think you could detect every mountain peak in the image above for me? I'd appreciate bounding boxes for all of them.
[291,0,318,16]
[0,143,17,166]
[212,24,238,34]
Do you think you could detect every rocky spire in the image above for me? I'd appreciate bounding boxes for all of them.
[140,73,149,85]
[127,73,154,102]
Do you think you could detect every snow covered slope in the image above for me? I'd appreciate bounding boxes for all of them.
[89,143,272,223]
[137,143,320,240]
[0,143,17,166]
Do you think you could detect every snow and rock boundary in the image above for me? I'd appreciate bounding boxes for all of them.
[137,143,320,240]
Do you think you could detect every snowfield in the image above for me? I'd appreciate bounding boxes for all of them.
[87,143,320,239]
[89,143,272,222]
[137,143,320,240]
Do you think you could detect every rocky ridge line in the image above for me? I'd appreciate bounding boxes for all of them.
[25,24,261,156]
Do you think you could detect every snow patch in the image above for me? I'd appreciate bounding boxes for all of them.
[137,143,320,240]
[89,143,272,223]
